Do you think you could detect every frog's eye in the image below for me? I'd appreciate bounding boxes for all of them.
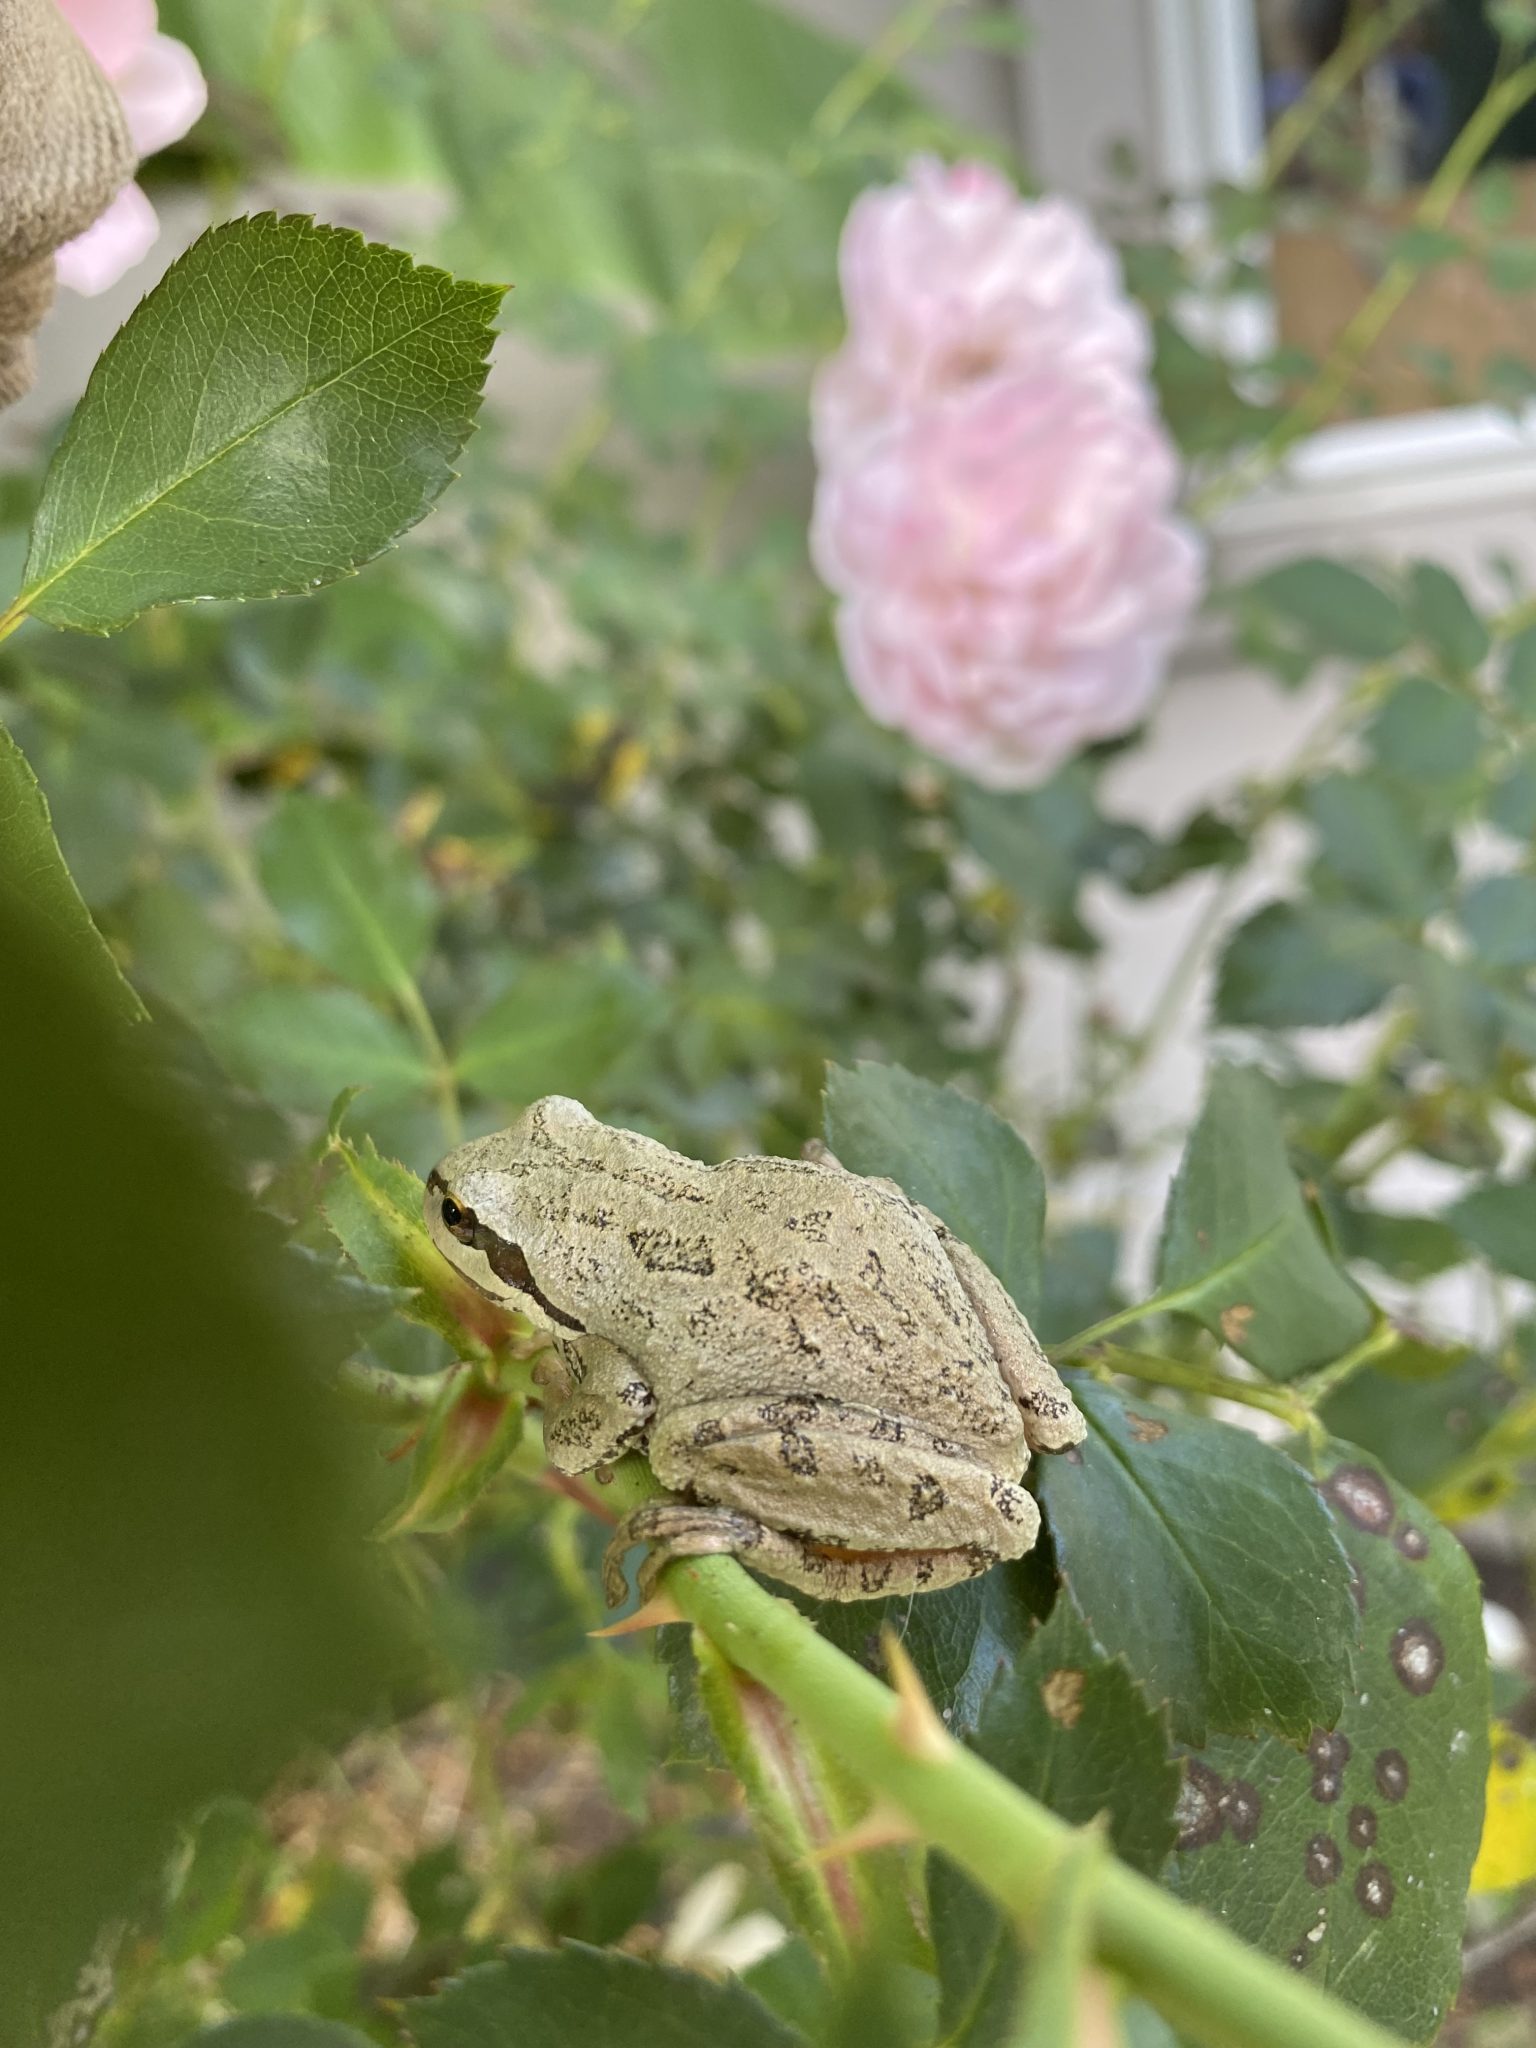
[440,1195,477,1243]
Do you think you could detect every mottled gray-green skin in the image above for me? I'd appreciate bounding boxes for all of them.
[425,1096,1084,1602]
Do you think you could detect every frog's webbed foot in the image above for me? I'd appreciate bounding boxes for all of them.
[601,1501,1003,1607]
[602,1502,767,1606]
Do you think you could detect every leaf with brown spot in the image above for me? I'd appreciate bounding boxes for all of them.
[1041,1668,1086,1728]
[1166,1442,1489,2042]
[973,1598,1178,1876]
[1035,1382,1357,1747]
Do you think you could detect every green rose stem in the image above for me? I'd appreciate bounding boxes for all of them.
[585,1457,1397,2048]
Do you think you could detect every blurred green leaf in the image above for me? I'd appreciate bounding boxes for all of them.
[824,1059,1046,1320]
[1304,773,1451,917]
[1319,1355,1512,1497]
[1404,562,1490,673]
[404,1946,807,2047]
[211,986,431,1113]
[0,898,406,2039]
[974,1597,1178,1873]
[1167,1445,1488,2042]
[258,793,437,995]
[162,1799,271,1966]
[1247,560,1409,661]
[1156,1064,1375,1380]
[1217,902,1398,1028]
[1035,1383,1356,1748]
[1487,238,1536,290]
[1447,1176,1536,1283]
[1460,872,1536,968]
[19,216,501,632]
[1503,623,1536,719]
[1489,755,1536,837]
[1368,674,1484,784]
[454,958,666,1106]
[927,1853,1025,2048]
[0,723,143,1019]
[185,2023,377,2048]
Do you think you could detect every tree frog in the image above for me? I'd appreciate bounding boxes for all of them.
[425,1096,1084,1604]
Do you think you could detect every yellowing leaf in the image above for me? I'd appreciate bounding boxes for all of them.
[1471,1720,1536,1893]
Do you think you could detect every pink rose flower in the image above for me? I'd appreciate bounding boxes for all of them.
[813,155,1150,465]
[54,0,207,296]
[811,159,1201,789]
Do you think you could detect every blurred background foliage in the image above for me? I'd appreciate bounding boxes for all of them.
[7,0,1536,2042]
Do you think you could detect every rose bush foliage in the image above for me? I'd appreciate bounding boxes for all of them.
[2,3,1534,2046]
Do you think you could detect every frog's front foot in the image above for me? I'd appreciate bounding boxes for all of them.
[602,1501,766,1607]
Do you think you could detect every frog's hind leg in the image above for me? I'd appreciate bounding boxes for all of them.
[924,1218,1085,1454]
[602,1501,998,1607]
[541,1334,655,1475]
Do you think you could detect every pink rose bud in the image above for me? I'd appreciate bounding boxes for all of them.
[54,0,207,296]
[811,159,1202,789]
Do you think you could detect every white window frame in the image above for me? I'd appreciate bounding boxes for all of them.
[1011,0,1536,569]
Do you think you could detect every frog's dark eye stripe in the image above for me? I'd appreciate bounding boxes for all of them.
[477,1231,586,1333]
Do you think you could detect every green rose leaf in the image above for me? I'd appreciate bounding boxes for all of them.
[258,792,437,994]
[17,215,502,633]
[1034,1382,1357,1747]
[454,957,667,1106]
[1318,1354,1510,1500]
[1447,1176,1536,1284]
[185,2023,377,2048]
[1504,622,1536,719]
[404,1947,808,2048]
[824,1059,1046,1320]
[1303,773,1452,917]
[927,1852,1027,2048]
[1217,902,1398,1029]
[1156,1063,1375,1379]
[0,722,143,1019]
[1367,674,1484,787]
[1404,562,1490,674]
[1247,559,1410,661]
[321,1135,515,1357]
[210,986,431,1113]
[1167,1444,1488,2043]
[973,1596,1178,1874]
[1459,873,1536,970]
[791,1564,1038,1742]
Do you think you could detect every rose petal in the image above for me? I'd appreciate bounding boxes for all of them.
[114,32,208,156]
[54,0,158,80]
[54,182,161,297]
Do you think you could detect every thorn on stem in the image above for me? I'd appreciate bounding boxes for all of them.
[589,1591,685,1636]
[882,1625,951,1763]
